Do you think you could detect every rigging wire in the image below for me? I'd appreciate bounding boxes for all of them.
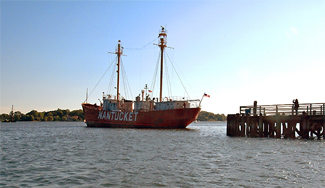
[121,60,128,99]
[120,59,133,99]
[87,57,116,101]
[150,50,161,97]
[123,37,158,93]
[107,61,117,95]
[123,37,158,51]
[164,51,172,98]
[165,51,191,99]
[167,49,198,99]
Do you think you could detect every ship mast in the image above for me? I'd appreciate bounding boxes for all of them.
[116,40,123,101]
[158,27,167,102]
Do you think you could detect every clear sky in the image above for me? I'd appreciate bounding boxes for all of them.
[1,0,324,115]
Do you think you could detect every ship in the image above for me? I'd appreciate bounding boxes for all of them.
[82,27,202,128]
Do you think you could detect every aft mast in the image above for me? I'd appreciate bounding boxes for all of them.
[116,40,123,101]
[158,27,167,102]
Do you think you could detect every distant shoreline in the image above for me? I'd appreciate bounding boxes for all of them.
[1,109,226,122]
[1,109,84,122]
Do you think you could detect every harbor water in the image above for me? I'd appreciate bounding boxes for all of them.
[1,121,324,187]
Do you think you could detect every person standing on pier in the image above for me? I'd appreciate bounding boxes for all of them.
[293,99,299,115]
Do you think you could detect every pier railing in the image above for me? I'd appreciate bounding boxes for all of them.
[240,103,325,116]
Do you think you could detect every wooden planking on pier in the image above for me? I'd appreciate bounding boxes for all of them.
[227,102,325,139]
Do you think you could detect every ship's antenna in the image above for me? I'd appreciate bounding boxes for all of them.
[144,84,148,97]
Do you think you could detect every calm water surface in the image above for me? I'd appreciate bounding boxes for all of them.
[1,121,324,187]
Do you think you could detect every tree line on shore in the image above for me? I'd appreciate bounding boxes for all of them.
[1,109,84,122]
[1,109,226,122]
[197,111,227,121]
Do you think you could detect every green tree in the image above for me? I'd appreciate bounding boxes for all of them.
[27,110,38,118]
[1,113,11,121]
[197,111,227,121]
[39,112,45,121]
[54,116,60,121]
[56,108,63,117]
[24,115,34,121]
[70,110,84,120]
[61,116,67,121]
[62,109,70,116]
[45,116,54,121]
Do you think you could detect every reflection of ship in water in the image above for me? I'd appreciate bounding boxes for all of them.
[2,105,16,123]
[82,27,201,128]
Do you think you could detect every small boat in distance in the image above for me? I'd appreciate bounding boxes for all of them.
[82,27,201,128]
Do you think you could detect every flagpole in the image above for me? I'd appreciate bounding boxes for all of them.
[199,93,205,107]
[85,88,88,103]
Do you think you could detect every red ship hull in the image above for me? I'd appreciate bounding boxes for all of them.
[82,103,201,128]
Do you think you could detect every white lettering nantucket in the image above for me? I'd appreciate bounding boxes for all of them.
[98,111,139,122]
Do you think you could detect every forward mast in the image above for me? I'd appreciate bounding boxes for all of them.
[158,27,167,102]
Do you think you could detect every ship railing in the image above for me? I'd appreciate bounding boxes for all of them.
[168,96,200,108]
[240,103,325,116]
[168,96,189,101]
[188,99,200,108]
[103,94,117,100]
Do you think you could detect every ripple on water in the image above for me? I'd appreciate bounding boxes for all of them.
[0,122,324,187]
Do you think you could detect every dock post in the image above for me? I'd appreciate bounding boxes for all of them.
[229,114,234,136]
[226,115,231,136]
[269,120,275,138]
[323,107,325,138]
[253,101,257,116]
[251,116,256,137]
[235,114,240,136]
[246,114,250,137]
[258,115,263,137]
[275,105,281,138]
[263,121,269,137]
[283,121,287,138]
[227,114,235,136]
[287,122,296,139]
[310,104,312,115]
[323,118,325,139]
[239,114,244,137]
[300,112,309,139]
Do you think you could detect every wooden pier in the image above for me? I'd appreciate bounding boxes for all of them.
[227,102,325,139]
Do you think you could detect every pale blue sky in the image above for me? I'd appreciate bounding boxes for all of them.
[1,0,324,114]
